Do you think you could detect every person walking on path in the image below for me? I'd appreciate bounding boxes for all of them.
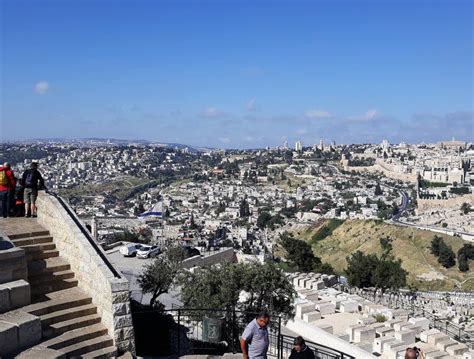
[21,162,45,218]
[240,310,271,359]
[0,162,16,218]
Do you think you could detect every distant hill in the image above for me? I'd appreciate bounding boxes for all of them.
[291,219,473,292]
[7,138,213,153]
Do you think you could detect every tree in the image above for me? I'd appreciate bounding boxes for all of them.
[178,262,296,320]
[137,246,186,308]
[379,236,393,257]
[137,257,177,309]
[240,262,296,319]
[431,236,456,268]
[345,250,407,295]
[372,257,407,295]
[430,236,443,256]
[279,232,321,272]
[257,211,272,229]
[189,213,197,229]
[345,251,378,288]
[374,184,383,196]
[438,243,456,268]
[239,199,251,217]
[457,244,474,272]
[461,202,471,215]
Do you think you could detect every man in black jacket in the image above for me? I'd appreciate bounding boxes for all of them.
[289,337,315,359]
[21,162,45,218]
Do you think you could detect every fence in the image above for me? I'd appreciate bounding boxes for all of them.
[133,308,355,359]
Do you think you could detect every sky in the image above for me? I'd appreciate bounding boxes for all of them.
[1,0,473,149]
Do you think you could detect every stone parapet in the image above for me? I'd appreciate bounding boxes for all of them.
[181,248,236,269]
[0,237,27,286]
[36,192,135,353]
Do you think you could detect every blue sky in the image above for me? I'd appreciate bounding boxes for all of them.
[1,0,473,148]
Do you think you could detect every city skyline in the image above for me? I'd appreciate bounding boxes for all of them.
[1,0,473,148]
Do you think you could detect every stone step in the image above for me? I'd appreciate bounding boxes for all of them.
[26,249,59,261]
[59,335,114,357]
[29,270,75,285]
[20,242,57,253]
[23,292,92,316]
[8,230,50,240]
[11,235,54,247]
[44,314,102,339]
[81,345,117,358]
[31,277,79,296]
[41,304,97,327]
[28,257,71,276]
[42,324,108,350]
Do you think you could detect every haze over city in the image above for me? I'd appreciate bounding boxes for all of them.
[1,0,473,148]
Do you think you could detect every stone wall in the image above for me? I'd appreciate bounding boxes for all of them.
[181,248,236,269]
[344,161,418,183]
[417,193,474,213]
[0,238,27,286]
[35,193,135,353]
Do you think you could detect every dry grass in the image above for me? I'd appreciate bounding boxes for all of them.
[292,219,474,291]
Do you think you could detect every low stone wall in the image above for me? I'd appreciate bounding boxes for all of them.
[36,192,135,353]
[0,238,27,286]
[182,248,236,269]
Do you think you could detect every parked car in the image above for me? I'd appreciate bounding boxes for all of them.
[119,243,144,257]
[136,245,161,259]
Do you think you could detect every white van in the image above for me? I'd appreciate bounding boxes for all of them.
[119,243,143,257]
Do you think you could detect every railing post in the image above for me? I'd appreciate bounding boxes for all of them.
[232,308,236,353]
[177,309,181,357]
[278,317,282,359]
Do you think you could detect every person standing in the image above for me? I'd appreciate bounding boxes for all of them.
[21,162,45,218]
[0,162,16,218]
[240,311,270,359]
[289,337,315,359]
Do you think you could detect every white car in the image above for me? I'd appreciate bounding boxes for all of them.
[136,245,161,259]
[119,243,144,257]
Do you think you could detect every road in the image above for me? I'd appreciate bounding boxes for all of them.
[389,190,474,241]
[106,249,183,308]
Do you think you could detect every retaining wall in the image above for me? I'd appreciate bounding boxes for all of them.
[36,192,135,353]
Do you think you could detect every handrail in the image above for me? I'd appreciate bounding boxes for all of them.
[279,334,355,359]
[45,190,122,279]
[135,307,356,359]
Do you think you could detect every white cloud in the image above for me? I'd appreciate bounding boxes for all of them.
[218,137,231,144]
[364,109,378,120]
[348,109,379,122]
[305,109,331,119]
[296,128,308,135]
[201,106,226,118]
[34,81,50,94]
[246,98,257,111]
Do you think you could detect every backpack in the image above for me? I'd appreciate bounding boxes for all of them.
[0,170,8,186]
[25,170,35,187]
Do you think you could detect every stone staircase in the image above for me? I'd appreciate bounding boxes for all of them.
[1,222,117,358]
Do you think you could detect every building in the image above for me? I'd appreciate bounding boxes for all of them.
[295,141,303,152]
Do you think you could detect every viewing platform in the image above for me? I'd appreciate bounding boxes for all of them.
[0,192,135,358]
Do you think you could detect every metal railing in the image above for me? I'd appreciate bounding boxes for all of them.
[133,308,355,359]
[45,190,122,279]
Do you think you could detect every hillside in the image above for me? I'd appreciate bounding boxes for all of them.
[292,219,474,291]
